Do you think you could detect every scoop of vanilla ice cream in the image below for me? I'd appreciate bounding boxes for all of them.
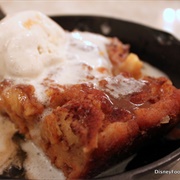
[0,11,66,80]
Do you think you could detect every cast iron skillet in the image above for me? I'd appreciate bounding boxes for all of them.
[0,13,179,179]
[51,15,180,179]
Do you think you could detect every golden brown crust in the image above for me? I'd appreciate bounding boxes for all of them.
[1,75,179,179]
[44,77,180,178]
[106,38,143,78]
[0,80,44,136]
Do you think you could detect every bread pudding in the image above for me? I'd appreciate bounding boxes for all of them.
[0,11,179,179]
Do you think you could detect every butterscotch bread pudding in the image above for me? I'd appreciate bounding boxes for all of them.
[0,11,180,179]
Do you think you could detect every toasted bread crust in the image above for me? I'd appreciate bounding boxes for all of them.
[0,75,179,179]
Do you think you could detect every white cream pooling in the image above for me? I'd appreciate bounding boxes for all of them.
[103,74,147,98]
[0,11,113,101]
[0,11,114,104]
[21,141,65,180]
[46,31,112,85]
[7,30,113,103]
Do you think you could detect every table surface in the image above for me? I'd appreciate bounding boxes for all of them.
[0,1,179,180]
